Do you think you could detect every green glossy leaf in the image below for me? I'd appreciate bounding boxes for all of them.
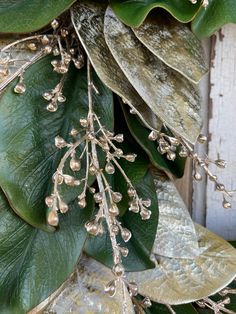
[132,13,208,84]
[110,0,201,27]
[121,103,186,178]
[0,56,113,231]
[84,100,158,271]
[0,190,93,314]
[194,308,213,314]
[113,156,148,217]
[0,0,76,33]
[146,301,198,314]
[219,279,236,312]
[84,170,159,272]
[192,0,236,39]
[104,8,202,144]
[71,0,162,132]
[111,98,151,216]
[135,295,198,314]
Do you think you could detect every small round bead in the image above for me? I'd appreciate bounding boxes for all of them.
[113,263,125,277]
[121,228,132,242]
[14,82,26,94]
[104,280,116,297]
[105,162,115,174]
[70,158,81,171]
[47,210,59,226]
[45,196,54,207]
[78,197,87,208]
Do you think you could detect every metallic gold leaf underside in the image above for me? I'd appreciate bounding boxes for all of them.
[127,223,236,305]
[0,36,43,91]
[71,1,162,132]
[45,255,135,314]
[133,14,208,84]
[127,171,236,305]
[40,172,236,310]
[104,7,202,144]
[152,169,199,259]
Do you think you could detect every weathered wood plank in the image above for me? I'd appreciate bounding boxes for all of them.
[206,24,236,240]
[192,39,211,226]
[175,158,193,212]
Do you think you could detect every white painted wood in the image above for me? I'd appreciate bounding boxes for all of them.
[192,39,211,226]
[206,24,236,240]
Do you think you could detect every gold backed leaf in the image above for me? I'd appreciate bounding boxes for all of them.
[128,224,236,304]
[152,169,199,258]
[45,255,135,314]
[104,8,202,144]
[0,36,44,92]
[41,173,236,310]
[132,14,208,84]
[127,172,236,304]
[71,1,162,131]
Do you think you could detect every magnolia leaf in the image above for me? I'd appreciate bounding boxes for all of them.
[136,297,198,314]
[0,56,113,231]
[71,1,162,132]
[112,101,151,216]
[133,232,236,304]
[106,120,151,217]
[0,37,45,90]
[122,104,186,178]
[110,0,202,28]
[132,13,208,84]
[127,171,236,304]
[45,255,135,314]
[150,303,198,314]
[0,190,93,314]
[194,279,236,314]
[104,8,202,144]
[84,170,159,271]
[192,0,236,39]
[0,0,76,33]
[151,169,199,258]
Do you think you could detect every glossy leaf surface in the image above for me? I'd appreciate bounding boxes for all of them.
[0,0,76,33]
[151,169,199,259]
[104,8,202,144]
[84,102,158,271]
[127,171,236,304]
[146,302,198,314]
[84,170,159,271]
[192,0,236,38]
[45,255,135,314]
[71,1,162,132]
[110,0,201,27]
[0,37,43,90]
[0,57,113,230]
[122,104,186,178]
[133,13,208,84]
[0,190,93,314]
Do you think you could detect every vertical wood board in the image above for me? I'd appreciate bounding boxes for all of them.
[192,39,211,226]
[206,24,236,240]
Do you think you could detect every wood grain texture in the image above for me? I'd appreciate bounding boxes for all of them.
[206,25,236,240]
[192,38,211,226]
[175,158,193,211]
